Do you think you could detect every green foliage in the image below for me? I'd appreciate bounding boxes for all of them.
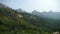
[0,6,41,34]
[0,3,60,34]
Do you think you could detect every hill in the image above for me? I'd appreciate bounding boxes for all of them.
[0,3,60,34]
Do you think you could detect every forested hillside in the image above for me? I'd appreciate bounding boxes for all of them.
[0,3,60,34]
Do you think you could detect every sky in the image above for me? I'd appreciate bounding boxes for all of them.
[0,0,60,12]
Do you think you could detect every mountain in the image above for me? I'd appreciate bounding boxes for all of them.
[0,3,47,34]
[16,9,26,13]
[0,3,60,34]
[0,3,8,8]
[32,10,60,19]
[0,3,41,34]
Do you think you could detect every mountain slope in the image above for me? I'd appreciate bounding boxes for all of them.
[0,3,60,34]
[0,3,42,34]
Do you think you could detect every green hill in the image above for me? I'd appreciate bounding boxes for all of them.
[0,3,60,34]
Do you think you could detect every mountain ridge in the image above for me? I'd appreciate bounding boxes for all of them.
[0,3,60,34]
[32,10,60,19]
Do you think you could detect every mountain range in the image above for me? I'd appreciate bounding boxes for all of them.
[32,10,60,19]
[0,3,60,34]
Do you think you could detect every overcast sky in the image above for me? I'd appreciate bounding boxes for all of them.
[0,0,60,12]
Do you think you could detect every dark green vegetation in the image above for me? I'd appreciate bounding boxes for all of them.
[0,3,60,34]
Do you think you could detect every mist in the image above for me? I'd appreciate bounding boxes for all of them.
[0,0,60,12]
[32,10,60,20]
[0,0,60,34]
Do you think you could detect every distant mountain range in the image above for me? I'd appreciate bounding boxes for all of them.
[32,10,60,19]
[0,3,60,34]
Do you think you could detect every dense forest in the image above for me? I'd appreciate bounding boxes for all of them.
[0,3,60,34]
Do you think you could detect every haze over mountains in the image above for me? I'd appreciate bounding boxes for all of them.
[16,8,60,20]
[16,6,60,20]
[0,3,60,34]
[32,10,60,19]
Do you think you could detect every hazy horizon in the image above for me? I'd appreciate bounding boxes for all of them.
[0,0,60,12]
